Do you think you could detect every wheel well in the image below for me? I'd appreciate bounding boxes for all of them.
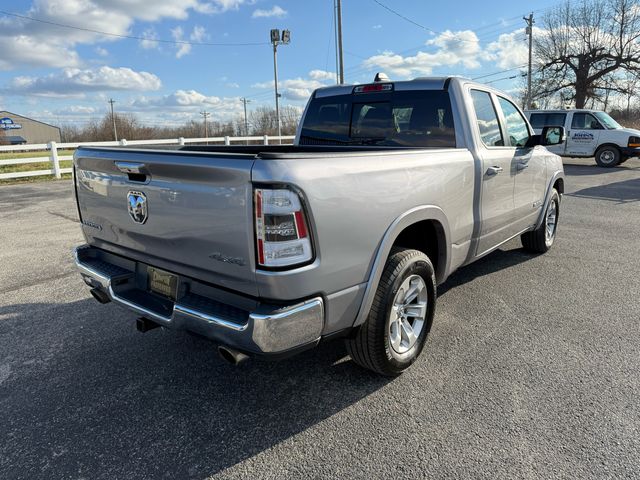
[392,220,445,279]
[554,177,564,195]
[596,143,621,153]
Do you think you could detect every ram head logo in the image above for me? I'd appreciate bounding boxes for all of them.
[127,191,148,224]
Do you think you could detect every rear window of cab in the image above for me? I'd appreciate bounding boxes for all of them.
[299,90,456,147]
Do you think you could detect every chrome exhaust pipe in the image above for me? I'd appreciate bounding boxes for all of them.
[218,346,250,365]
[90,288,111,304]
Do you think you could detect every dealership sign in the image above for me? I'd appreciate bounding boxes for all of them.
[0,117,22,130]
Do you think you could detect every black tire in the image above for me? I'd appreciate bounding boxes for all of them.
[521,188,560,253]
[595,145,621,167]
[345,249,436,376]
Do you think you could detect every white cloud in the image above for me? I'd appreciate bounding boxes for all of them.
[54,105,97,115]
[372,25,382,29]
[140,29,160,50]
[126,89,245,122]
[172,25,209,58]
[485,29,529,69]
[225,82,240,88]
[0,0,253,70]
[6,67,162,97]
[132,89,226,107]
[95,47,109,57]
[309,69,337,81]
[363,30,484,77]
[252,5,287,18]
[252,71,334,101]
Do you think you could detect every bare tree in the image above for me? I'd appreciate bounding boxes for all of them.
[535,0,640,108]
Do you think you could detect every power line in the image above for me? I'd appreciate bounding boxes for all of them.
[472,66,527,80]
[484,73,527,85]
[0,10,269,47]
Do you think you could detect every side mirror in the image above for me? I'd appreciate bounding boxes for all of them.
[540,126,565,146]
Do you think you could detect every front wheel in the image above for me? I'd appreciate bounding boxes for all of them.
[521,188,560,253]
[595,145,621,167]
[345,249,436,376]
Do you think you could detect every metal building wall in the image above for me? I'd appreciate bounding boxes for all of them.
[0,111,61,144]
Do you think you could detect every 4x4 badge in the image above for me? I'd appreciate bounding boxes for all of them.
[127,191,148,224]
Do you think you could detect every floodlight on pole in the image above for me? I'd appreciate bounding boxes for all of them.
[270,28,290,143]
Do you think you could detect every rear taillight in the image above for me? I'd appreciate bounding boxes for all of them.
[254,187,313,268]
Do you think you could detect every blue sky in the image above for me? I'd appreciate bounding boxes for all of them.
[0,0,559,128]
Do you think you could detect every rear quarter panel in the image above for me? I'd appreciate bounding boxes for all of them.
[251,148,475,304]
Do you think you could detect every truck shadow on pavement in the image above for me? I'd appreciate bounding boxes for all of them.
[566,177,640,203]
[563,162,640,176]
[438,247,535,297]
[0,299,390,479]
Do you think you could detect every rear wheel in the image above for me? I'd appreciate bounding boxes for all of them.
[521,188,560,253]
[345,249,436,376]
[595,145,621,167]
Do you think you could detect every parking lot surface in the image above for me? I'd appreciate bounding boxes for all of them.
[1,158,639,479]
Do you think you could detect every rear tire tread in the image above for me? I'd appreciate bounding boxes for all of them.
[346,248,434,376]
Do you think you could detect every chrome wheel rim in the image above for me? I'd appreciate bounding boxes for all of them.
[388,275,428,354]
[545,199,557,244]
[600,150,615,164]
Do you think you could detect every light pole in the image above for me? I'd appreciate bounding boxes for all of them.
[108,98,118,141]
[270,28,290,142]
[524,13,535,109]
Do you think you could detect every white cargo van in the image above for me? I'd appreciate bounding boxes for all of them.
[525,109,640,167]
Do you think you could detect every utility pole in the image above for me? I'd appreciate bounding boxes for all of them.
[200,110,210,142]
[241,97,251,136]
[336,0,345,84]
[524,12,535,109]
[270,28,291,143]
[108,98,118,141]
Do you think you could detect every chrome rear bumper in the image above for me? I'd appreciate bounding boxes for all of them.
[74,245,324,355]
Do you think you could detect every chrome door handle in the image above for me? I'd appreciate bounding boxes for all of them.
[115,161,147,174]
[486,166,503,176]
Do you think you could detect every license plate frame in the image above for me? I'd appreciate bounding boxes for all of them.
[147,266,178,301]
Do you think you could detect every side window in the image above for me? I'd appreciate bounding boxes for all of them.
[497,97,531,147]
[571,113,601,130]
[547,113,567,127]
[470,90,504,147]
[529,113,545,128]
[528,112,567,129]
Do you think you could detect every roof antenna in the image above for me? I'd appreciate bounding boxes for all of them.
[374,72,390,82]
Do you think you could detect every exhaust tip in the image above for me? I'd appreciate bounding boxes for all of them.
[218,346,250,366]
[90,288,111,304]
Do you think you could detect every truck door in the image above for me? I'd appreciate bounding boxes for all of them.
[496,96,547,231]
[469,89,518,255]
[566,112,602,156]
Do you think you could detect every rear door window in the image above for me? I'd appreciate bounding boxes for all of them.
[470,90,504,147]
[497,97,530,147]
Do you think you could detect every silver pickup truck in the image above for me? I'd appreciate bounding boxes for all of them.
[73,76,565,376]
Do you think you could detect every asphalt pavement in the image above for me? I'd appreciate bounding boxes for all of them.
[1,158,639,479]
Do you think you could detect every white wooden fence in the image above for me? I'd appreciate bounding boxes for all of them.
[0,135,295,181]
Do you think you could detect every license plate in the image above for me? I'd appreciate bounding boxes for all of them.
[147,267,178,300]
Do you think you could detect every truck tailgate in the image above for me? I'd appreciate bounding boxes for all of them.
[74,148,258,296]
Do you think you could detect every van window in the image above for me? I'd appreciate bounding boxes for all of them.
[529,112,567,128]
[470,90,504,147]
[571,113,602,130]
